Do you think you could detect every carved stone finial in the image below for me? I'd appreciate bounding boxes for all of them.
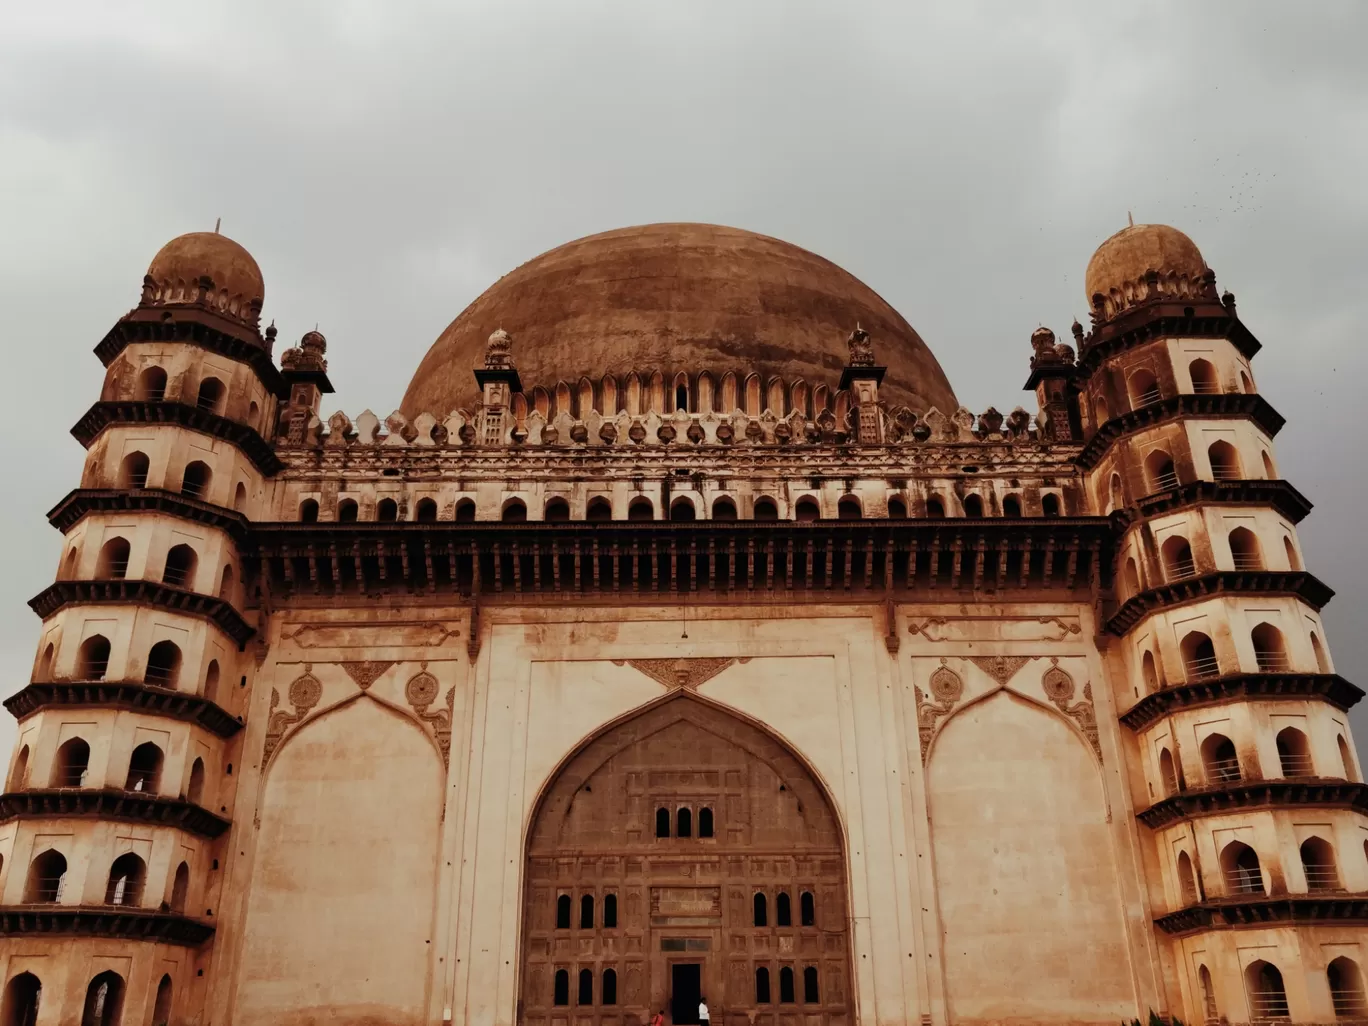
[1030,326,1056,355]
[846,325,874,367]
[485,328,515,370]
[281,329,329,373]
[1071,319,1084,344]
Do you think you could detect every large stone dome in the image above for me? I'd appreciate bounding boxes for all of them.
[1084,223,1207,305]
[401,223,957,417]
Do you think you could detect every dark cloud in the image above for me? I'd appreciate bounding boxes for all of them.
[2,0,1365,759]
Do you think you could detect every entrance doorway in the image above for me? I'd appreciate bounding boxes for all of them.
[670,963,701,1025]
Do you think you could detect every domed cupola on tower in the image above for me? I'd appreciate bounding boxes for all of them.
[141,229,266,330]
[1085,222,1217,324]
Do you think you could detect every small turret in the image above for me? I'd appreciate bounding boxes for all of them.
[839,326,886,443]
[1023,326,1080,441]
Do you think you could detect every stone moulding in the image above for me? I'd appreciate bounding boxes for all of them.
[1076,393,1284,470]
[3,680,243,738]
[625,658,741,692]
[1104,570,1334,637]
[70,399,283,476]
[95,306,285,396]
[1077,302,1262,370]
[262,667,323,765]
[1154,895,1368,936]
[1119,673,1362,733]
[915,661,964,761]
[1129,478,1313,525]
[0,788,231,839]
[45,487,251,539]
[27,579,255,648]
[0,905,214,946]
[1041,660,1101,760]
[1137,778,1368,830]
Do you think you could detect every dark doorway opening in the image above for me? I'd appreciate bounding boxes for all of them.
[671,963,702,1025]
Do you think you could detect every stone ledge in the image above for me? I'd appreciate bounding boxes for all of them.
[1155,894,1368,936]
[4,680,242,738]
[46,487,250,539]
[1125,478,1313,525]
[71,400,282,476]
[0,904,214,945]
[95,308,285,396]
[1138,778,1368,830]
[1078,393,1284,470]
[27,579,255,647]
[1105,571,1333,636]
[1120,673,1362,732]
[0,788,231,839]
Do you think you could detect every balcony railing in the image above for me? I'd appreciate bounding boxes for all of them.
[1183,655,1222,681]
[1331,988,1368,1018]
[1206,757,1242,784]
[1211,465,1243,481]
[144,664,176,685]
[1133,388,1163,407]
[1255,652,1291,673]
[1150,471,1181,491]
[80,660,109,681]
[1304,865,1340,891]
[161,567,191,587]
[54,767,88,787]
[1226,866,1264,894]
[1279,753,1314,776]
[1191,382,1224,395]
[1248,990,1290,1022]
[1231,554,1263,571]
[1166,558,1198,581]
[26,877,66,903]
[179,482,206,500]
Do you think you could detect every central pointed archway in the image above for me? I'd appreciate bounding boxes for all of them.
[520,693,853,1026]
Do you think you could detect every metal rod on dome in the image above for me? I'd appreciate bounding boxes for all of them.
[215,217,221,233]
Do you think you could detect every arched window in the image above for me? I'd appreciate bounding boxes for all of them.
[1261,451,1276,479]
[1251,623,1289,672]
[1002,495,1022,518]
[677,807,692,837]
[1240,370,1255,394]
[580,893,594,929]
[119,451,150,490]
[837,496,861,520]
[670,497,696,522]
[1276,728,1312,777]
[779,966,796,1003]
[218,564,235,601]
[627,498,653,522]
[675,384,689,413]
[586,498,612,522]
[25,849,67,902]
[1181,631,1219,680]
[1144,450,1178,492]
[655,807,670,838]
[887,497,907,519]
[794,498,820,522]
[1198,964,1218,1023]
[137,366,167,401]
[81,971,125,1026]
[544,498,570,523]
[553,969,569,1006]
[1,971,43,1026]
[925,497,946,518]
[1300,836,1339,892]
[776,892,792,926]
[712,497,738,521]
[454,498,476,522]
[1162,536,1196,580]
[1244,960,1289,1021]
[1220,841,1263,894]
[1311,633,1330,674]
[1328,957,1368,1019]
[1141,650,1159,690]
[10,746,29,791]
[337,498,359,523]
[800,891,815,926]
[53,738,90,787]
[1159,748,1179,796]
[196,377,225,413]
[187,757,205,805]
[170,861,189,912]
[962,494,984,518]
[698,807,714,837]
[803,966,820,1003]
[232,482,247,512]
[1201,733,1240,784]
[753,892,768,927]
[36,643,54,681]
[555,894,571,929]
[1040,493,1061,517]
[92,537,130,580]
[755,967,771,1003]
[125,742,163,793]
[754,498,779,521]
[1177,850,1199,905]
[161,544,197,588]
[1189,359,1220,394]
[1338,735,1357,782]
[602,968,617,1006]
[1282,536,1300,571]
[1127,368,1161,408]
[180,461,211,500]
[105,852,146,906]
[1228,527,1262,570]
[78,635,111,680]
[603,893,617,929]
[1207,440,1242,481]
[144,640,182,687]
[1094,393,1110,425]
[299,499,320,523]
[376,498,399,523]
[413,497,438,523]
[152,974,173,1025]
[1109,474,1124,511]
[577,968,593,1005]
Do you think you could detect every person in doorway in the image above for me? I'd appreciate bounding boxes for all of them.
[699,996,710,1026]
[650,1010,665,1026]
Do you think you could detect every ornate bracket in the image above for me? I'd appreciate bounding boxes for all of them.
[1042,658,1101,761]
[264,666,323,764]
[915,660,964,762]
[625,657,744,692]
[404,664,455,767]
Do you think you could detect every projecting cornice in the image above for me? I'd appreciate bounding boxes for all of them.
[28,580,255,648]
[46,488,250,539]
[95,307,286,397]
[1137,778,1368,830]
[71,400,283,476]
[0,905,214,946]
[0,788,231,839]
[1104,570,1334,636]
[1119,673,1362,733]
[1076,393,1284,470]
[1078,301,1262,370]
[1124,479,1313,525]
[1154,895,1368,936]
[4,681,243,738]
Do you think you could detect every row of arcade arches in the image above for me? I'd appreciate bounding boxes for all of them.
[65,537,235,599]
[1156,726,1355,798]
[1,968,175,1026]
[114,451,251,513]
[42,633,224,695]
[1172,833,1354,901]
[1132,622,1330,691]
[10,736,207,802]
[134,364,254,423]
[1092,358,1256,427]
[1194,956,1368,1023]
[18,847,192,910]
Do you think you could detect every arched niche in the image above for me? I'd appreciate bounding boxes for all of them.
[519,693,852,1026]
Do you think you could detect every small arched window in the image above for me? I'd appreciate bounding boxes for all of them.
[776,892,792,927]
[544,498,570,523]
[1312,633,1330,674]
[233,482,247,512]
[1221,840,1263,894]
[1181,631,1219,680]
[96,537,130,579]
[603,893,617,929]
[10,745,29,791]
[1244,960,1289,1021]
[144,640,182,687]
[1159,748,1179,796]
[800,891,815,926]
[1094,393,1110,425]
[753,892,768,927]
[162,543,197,588]
[555,894,571,929]
[655,807,670,838]
[1276,727,1312,777]
[1127,368,1161,408]
[698,807,714,838]
[1198,964,1218,1023]
[962,494,984,518]
[137,366,167,401]
[887,497,907,519]
[1001,495,1022,518]
[675,384,689,413]
[1201,733,1240,784]
[125,742,164,793]
[1108,474,1123,511]
[837,496,861,521]
[187,757,205,805]
[553,969,569,1006]
[755,967,771,1003]
[62,547,79,580]
[53,738,91,787]
[1300,836,1339,892]
[577,968,593,1006]
[753,498,779,521]
[1283,536,1300,571]
[1207,440,1241,481]
[455,498,476,522]
[1,971,43,1026]
[105,852,146,906]
[203,661,221,704]
[78,635,111,680]
[337,499,359,522]
[196,377,225,413]
[676,807,692,838]
[1189,359,1220,394]
[153,974,174,1025]
[1261,451,1276,479]
[119,451,150,490]
[24,849,67,902]
[779,966,795,1004]
[180,461,211,500]
[376,498,399,523]
[1177,850,1199,905]
[1338,735,1357,782]
[794,498,820,522]
[1040,493,1061,517]
[1228,527,1262,570]
[627,498,654,522]
[1141,650,1159,690]
[170,861,190,913]
[299,499,320,523]
[1328,957,1368,1019]
[1251,623,1289,673]
[414,497,438,522]
[1240,370,1255,394]
[670,498,696,522]
[712,498,738,521]
[586,498,612,522]
[218,564,235,601]
[1162,536,1196,581]
[37,642,54,681]
[602,968,617,1006]
[925,497,946,518]
[81,970,125,1026]
[803,966,820,1004]
[580,894,594,929]
[1144,450,1178,492]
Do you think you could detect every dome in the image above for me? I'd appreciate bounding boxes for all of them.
[144,231,264,325]
[1084,223,1207,305]
[401,223,957,418]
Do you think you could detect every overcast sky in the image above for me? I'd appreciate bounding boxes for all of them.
[1,1,1365,764]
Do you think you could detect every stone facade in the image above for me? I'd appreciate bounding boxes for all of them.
[0,222,1360,1026]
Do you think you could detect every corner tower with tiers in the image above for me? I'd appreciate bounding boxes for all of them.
[1076,223,1360,1024]
[0,231,284,1024]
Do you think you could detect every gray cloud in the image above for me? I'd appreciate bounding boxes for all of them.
[2,0,1365,760]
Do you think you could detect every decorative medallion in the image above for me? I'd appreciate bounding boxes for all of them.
[627,658,737,692]
[404,663,455,767]
[969,655,1032,687]
[1041,658,1101,760]
[914,659,963,762]
[341,661,394,691]
[264,665,323,764]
